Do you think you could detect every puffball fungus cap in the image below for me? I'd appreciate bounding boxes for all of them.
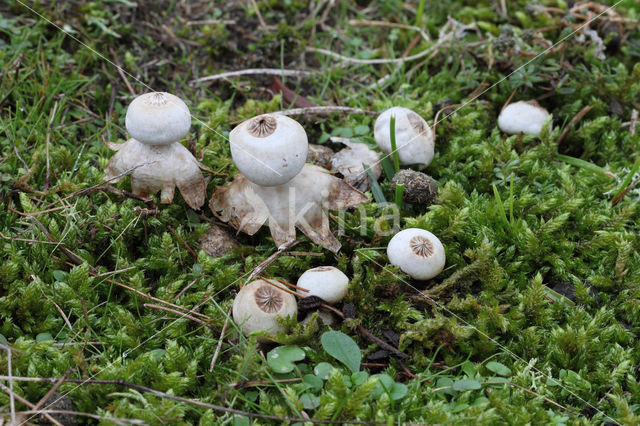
[296,266,349,304]
[374,107,434,166]
[232,279,298,338]
[497,100,550,136]
[387,228,445,280]
[125,92,191,145]
[229,114,308,186]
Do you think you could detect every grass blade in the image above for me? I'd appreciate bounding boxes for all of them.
[613,157,640,199]
[363,163,386,204]
[394,183,404,208]
[389,115,400,173]
[555,153,616,178]
[492,184,510,229]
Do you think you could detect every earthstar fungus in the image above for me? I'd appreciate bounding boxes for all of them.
[232,279,298,339]
[105,92,206,209]
[374,106,435,167]
[387,228,446,280]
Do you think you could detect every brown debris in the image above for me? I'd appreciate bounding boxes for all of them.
[199,224,240,257]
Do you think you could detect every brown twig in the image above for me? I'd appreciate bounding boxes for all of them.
[274,106,377,117]
[143,303,221,334]
[29,216,91,270]
[557,105,592,147]
[0,376,386,424]
[209,308,231,372]
[611,176,640,206]
[174,276,204,300]
[109,47,136,97]
[167,225,198,260]
[231,378,301,388]
[246,240,298,284]
[189,68,316,86]
[500,87,519,114]
[0,382,63,426]
[32,368,74,413]
[41,289,73,330]
[8,409,140,425]
[249,0,268,31]
[321,304,410,360]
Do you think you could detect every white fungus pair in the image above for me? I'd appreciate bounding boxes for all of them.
[105,92,206,209]
[232,266,349,338]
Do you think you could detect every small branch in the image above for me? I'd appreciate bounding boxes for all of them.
[29,216,91,270]
[0,376,385,424]
[167,225,198,260]
[7,409,140,425]
[320,304,410,360]
[246,239,298,284]
[275,106,376,117]
[209,308,231,372]
[231,378,301,388]
[249,0,268,31]
[557,105,592,147]
[109,47,136,97]
[6,346,16,425]
[611,176,640,206]
[185,19,236,26]
[190,68,316,86]
[307,42,439,65]
[41,289,73,330]
[6,129,29,172]
[630,109,638,136]
[0,382,63,426]
[348,19,430,42]
[143,303,221,334]
[32,368,74,412]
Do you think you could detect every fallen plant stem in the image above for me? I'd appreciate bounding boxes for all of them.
[557,105,592,147]
[274,106,377,117]
[0,376,386,424]
[190,68,316,85]
[143,303,221,334]
[0,381,63,426]
[167,225,198,260]
[231,378,302,388]
[246,240,298,284]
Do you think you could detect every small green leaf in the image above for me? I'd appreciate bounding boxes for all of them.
[486,361,512,377]
[52,270,67,282]
[302,374,323,391]
[231,415,250,426]
[267,345,305,373]
[36,333,53,342]
[390,382,408,400]
[371,374,395,398]
[321,331,361,373]
[452,378,482,391]
[363,164,386,204]
[314,362,334,380]
[351,371,369,386]
[354,124,369,135]
[300,393,320,409]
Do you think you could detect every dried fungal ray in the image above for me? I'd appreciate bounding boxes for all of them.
[211,164,369,253]
[105,139,206,209]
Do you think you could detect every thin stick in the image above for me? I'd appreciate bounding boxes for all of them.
[167,225,198,260]
[249,0,268,31]
[307,42,439,65]
[246,240,298,284]
[32,368,73,412]
[190,68,316,85]
[0,382,63,426]
[6,130,29,172]
[110,47,136,97]
[557,105,592,147]
[41,289,73,330]
[348,19,430,42]
[98,274,211,320]
[0,376,386,424]
[500,87,518,114]
[630,109,638,136]
[143,304,221,334]
[274,106,376,117]
[29,216,90,270]
[185,19,236,26]
[321,304,410,360]
[231,378,301,388]
[173,276,204,300]
[7,409,140,425]
[275,278,309,293]
[611,176,640,206]
[44,100,58,190]
[209,309,230,372]
[481,381,573,413]
[6,346,16,425]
